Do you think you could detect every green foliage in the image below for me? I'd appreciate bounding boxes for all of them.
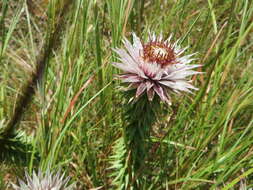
[110,92,162,189]
[0,131,36,166]
[0,0,253,189]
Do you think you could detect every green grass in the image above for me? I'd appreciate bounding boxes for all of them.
[0,0,253,189]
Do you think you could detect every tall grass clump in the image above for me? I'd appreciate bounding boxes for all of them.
[0,0,252,189]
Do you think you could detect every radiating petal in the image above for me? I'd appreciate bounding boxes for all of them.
[153,85,166,101]
[135,82,147,98]
[113,48,138,67]
[172,39,180,48]
[159,80,198,93]
[164,70,202,80]
[176,53,198,64]
[175,46,188,55]
[139,61,163,79]
[152,69,164,80]
[163,91,172,105]
[165,34,173,43]
[123,37,141,61]
[112,62,138,74]
[145,80,154,91]
[165,64,201,74]
[132,32,143,50]
[153,33,157,41]
[158,33,163,42]
[118,74,144,83]
[158,80,175,87]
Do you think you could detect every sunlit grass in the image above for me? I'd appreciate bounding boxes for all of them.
[0,0,253,189]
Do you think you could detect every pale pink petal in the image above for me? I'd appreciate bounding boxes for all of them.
[139,62,162,79]
[152,70,164,80]
[178,81,198,91]
[112,61,147,78]
[165,34,173,43]
[113,48,137,66]
[113,49,146,77]
[135,83,147,98]
[158,33,163,42]
[158,80,175,87]
[153,85,166,101]
[117,74,144,83]
[164,70,202,80]
[145,80,154,91]
[175,46,188,55]
[176,53,198,64]
[159,80,198,93]
[172,39,180,48]
[123,38,141,61]
[165,64,201,74]
[132,32,143,50]
[112,62,138,74]
[148,32,156,42]
[163,91,172,105]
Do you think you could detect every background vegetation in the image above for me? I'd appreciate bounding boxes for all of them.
[0,0,253,189]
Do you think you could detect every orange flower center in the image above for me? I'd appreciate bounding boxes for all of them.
[143,42,176,66]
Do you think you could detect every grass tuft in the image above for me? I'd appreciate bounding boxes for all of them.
[0,0,252,189]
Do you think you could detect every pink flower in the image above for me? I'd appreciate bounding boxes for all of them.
[112,33,202,104]
[12,169,75,190]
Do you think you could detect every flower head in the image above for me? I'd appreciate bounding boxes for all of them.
[112,32,202,104]
[12,169,75,190]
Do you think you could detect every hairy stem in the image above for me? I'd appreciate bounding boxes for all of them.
[111,92,161,189]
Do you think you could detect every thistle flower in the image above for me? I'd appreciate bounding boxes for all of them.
[12,169,75,190]
[112,32,201,104]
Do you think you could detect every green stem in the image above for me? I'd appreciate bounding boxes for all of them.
[123,92,160,189]
[111,93,161,189]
